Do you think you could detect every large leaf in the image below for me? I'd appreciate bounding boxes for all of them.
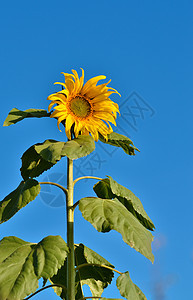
[93,176,155,231]
[3,108,50,126]
[50,243,114,300]
[35,135,95,161]
[0,236,68,300]
[99,132,139,155]
[116,272,147,300]
[79,198,154,262]
[21,136,95,180]
[0,179,40,223]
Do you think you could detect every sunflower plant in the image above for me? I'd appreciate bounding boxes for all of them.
[1,69,155,300]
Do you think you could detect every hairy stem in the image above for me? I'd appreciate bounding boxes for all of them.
[66,158,75,300]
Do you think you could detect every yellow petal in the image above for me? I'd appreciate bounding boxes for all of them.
[93,112,116,125]
[79,68,85,91]
[65,114,75,133]
[48,100,61,112]
[85,124,99,141]
[85,80,111,98]
[71,69,80,93]
[61,72,75,81]
[54,82,67,89]
[74,120,84,137]
[57,115,66,131]
[50,110,66,119]
[63,78,74,94]
[81,75,106,95]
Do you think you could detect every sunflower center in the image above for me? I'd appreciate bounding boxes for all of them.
[69,96,92,118]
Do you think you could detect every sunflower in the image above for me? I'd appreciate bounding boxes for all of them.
[47,69,120,141]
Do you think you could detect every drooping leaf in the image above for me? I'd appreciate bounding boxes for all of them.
[0,179,40,223]
[99,132,139,155]
[3,108,50,126]
[75,244,114,298]
[116,272,147,300]
[79,198,154,262]
[0,236,69,300]
[93,176,155,231]
[20,144,55,180]
[21,136,95,180]
[50,243,114,300]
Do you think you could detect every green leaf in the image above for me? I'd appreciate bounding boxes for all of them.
[79,198,154,263]
[116,272,147,300]
[20,144,55,180]
[93,177,155,231]
[0,179,40,223]
[61,135,95,160]
[0,235,69,300]
[21,136,95,180]
[3,108,50,126]
[35,135,95,161]
[99,132,139,155]
[50,243,114,300]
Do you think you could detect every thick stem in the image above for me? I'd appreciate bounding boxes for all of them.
[66,158,75,300]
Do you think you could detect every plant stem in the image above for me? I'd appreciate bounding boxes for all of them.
[66,158,75,300]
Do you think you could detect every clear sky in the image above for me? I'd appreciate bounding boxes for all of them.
[0,1,193,299]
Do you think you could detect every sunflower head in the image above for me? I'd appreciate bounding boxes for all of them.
[47,69,120,141]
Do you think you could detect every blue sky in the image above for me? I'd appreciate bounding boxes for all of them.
[0,0,193,299]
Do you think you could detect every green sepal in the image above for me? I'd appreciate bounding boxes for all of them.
[50,243,114,299]
[21,136,95,180]
[93,176,155,231]
[0,235,69,300]
[79,197,154,263]
[99,132,139,155]
[0,179,40,223]
[3,108,50,126]
[116,272,147,300]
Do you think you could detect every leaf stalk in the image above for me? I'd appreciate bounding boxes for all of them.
[23,284,66,300]
[39,182,68,195]
[75,263,123,275]
[73,176,102,186]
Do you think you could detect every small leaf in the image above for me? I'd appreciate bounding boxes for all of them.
[0,236,69,300]
[21,136,95,180]
[3,108,50,126]
[0,179,40,223]
[50,243,114,299]
[79,198,154,262]
[116,272,147,300]
[93,177,155,231]
[99,132,139,155]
